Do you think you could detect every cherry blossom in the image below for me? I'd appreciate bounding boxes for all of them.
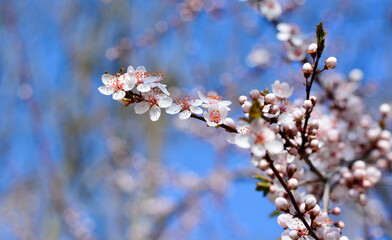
[166,94,203,119]
[203,103,229,127]
[134,90,173,121]
[198,90,232,109]
[98,72,136,100]
[128,65,170,95]
[271,80,294,99]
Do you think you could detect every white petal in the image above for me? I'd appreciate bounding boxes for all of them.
[190,106,203,115]
[220,100,232,107]
[149,106,161,121]
[203,111,217,127]
[127,65,135,74]
[158,84,170,96]
[123,79,136,91]
[158,96,173,108]
[277,32,290,41]
[137,83,151,92]
[265,139,284,154]
[198,91,208,103]
[277,23,291,33]
[118,73,131,84]
[136,66,147,73]
[134,102,150,114]
[102,74,114,85]
[166,104,182,114]
[234,134,252,149]
[179,110,191,119]
[251,144,266,157]
[98,86,115,95]
[191,99,203,106]
[112,90,125,100]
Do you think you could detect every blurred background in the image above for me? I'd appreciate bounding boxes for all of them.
[1,0,392,239]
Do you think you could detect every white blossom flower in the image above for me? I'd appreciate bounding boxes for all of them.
[134,91,173,121]
[259,0,282,21]
[203,104,229,127]
[128,65,170,95]
[98,72,136,100]
[198,91,232,109]
[277,23,303,46]
[230,119,284,157]
[272,80,294,99]
[166,94,203,119]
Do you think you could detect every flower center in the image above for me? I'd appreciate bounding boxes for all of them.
[209,110,221,123]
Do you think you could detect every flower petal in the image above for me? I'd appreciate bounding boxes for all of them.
[127,65,136,74]
[102,74,115,86]
[158,96,173,108]
[135,102,150,114]
[190,106,203,115]
[265,139,284,154]
[136,66,147,73]
[158,84,170,96]
[251,144,266,157]
[118,73,131,85]
[191,99,203,106]
[166,104,182,114]
[98,86,115,95]
[123,79,136,91]
[179,110,191,119]
[137,83,151,92]
[198,91,208,103]
[149,105,161,121]
[112,90,125,100]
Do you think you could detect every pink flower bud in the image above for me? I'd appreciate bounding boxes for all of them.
[287,178,298,190]
[292,110,303,121]
[239,95,248,105]
[242,101,252,113]
[309,119,319,129]
[259,159,269,171]
[302,63,313,76]
[307,43,317,53]
[310,139,319,149]
[337,221,345,229]
[249,89,261,100]
[379,103,391,116]
[270,105,279,114]
[352,160,366,170]
[275,197,290,211]
[305,196,317,210]
[309,96,317,104]
[332,207,341,215]
[325,57,337,69]
[303,100,313,111]
[310,204,320,217]
[265,93,276,104]
[287,164,297,178]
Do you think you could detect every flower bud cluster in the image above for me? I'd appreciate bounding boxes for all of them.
[277,196,342,240]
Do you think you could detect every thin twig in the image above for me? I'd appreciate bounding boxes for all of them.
[265,154,320,240]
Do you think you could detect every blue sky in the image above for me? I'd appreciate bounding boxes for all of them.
[1,0,392,239]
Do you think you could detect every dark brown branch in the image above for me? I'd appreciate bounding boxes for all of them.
[265,154,320,240]
[190,113,238,133]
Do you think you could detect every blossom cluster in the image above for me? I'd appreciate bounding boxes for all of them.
[98,66,232,124]
[99,33,391,240]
